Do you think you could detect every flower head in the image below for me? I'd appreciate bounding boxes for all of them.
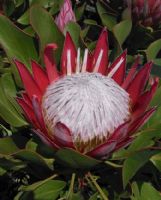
[127,0,161,26]
[55,0,76,32]
[15,29,158,159]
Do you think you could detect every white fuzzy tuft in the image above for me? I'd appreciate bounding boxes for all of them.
[42,72,130,152]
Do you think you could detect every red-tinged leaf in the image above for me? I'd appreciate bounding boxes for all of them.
[21,92,32,108]
[61,32,77,74]
[114,137,132,152]
[31,60,49,93]
[122,56,140,89]
[132,79,159,119]
[44,44,59,83]
[54,122,75,149]
[87,141,116,158]
[92,28,108,75]
[127,62,152,104]
[33,129,60,150]
[128,107,156,135]
[17,97,40,129]
[108,121,130,142]
[32,95,47,133]
[108,50,127,85]
[14,60,42,101]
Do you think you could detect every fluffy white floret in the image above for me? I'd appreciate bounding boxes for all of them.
[42,72,130,150]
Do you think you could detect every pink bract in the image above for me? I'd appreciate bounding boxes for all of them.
[55,0,76,32]
[127,0,161,26]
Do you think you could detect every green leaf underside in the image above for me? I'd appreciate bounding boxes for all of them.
[123,150,159,188]
[30,5,64,64]
[113,20,132,46]
[21,180,66,200]
[55,148,101,169]
[0,14,38,67]
[132,182,161,200]
[147,39,161,61]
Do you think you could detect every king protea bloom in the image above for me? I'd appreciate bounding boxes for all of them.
[15,29,158,159]
[126,0,161,26]
[55,0,76,32]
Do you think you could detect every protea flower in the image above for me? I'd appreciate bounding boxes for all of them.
[55,0,76,32]
[15,29,158,160]
[126,0,161,27]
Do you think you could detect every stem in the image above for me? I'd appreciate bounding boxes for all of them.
[85,175,95,191]
[105,160,123,168]
[66,173,76,200]
[88,172,109,200]
[37,173,58,186]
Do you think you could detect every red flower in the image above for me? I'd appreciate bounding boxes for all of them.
[15,29,158,159]
[55,0,76,32]
[127,0,161,26]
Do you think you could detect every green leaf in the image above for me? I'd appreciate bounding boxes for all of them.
[150,153,161,172]
[147,39,161,62]
[23,26,35,37]
[49,0,64,15]
[140,183,161,200]
[96,2,117,31]
[30,0,54,7]
[0,101,26,127]
[22,180,66,200]
[127,126,161,152]
[150,85,161,107]
[0,157,25,171]
[113,20,132,46]
[13,150,53,171]
[70,192,84,200]
[84,19,98,25]
[131,182,140,200]
[75,2,86,21]
[17,10,30,25]
[0,137,19,155]
[1,73,17,96]
[123,150,158,188]
[0,76,27,127]
[55,148,101,169]
[30,5,64,64]
[15,0,24,7]
[89,192,100,200]
[146,107,161,126]
[21,174,57,191]
[3,1,15,16]
[0,167,6,175]
[0,14,38,67]
[151,63,161,78]
[34,180,66,200]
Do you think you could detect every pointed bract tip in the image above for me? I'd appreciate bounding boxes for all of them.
[13,59,25,70]
[102,27,108,33]
[100,28,108,38]
[124,49,127,54]
[65,31,73,40]
[64,32,75,47]
[120,49,127,59]
[45,43,58,50]
[145,61,153,71]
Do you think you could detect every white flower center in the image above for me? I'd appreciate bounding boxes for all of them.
[42,72,130,152]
